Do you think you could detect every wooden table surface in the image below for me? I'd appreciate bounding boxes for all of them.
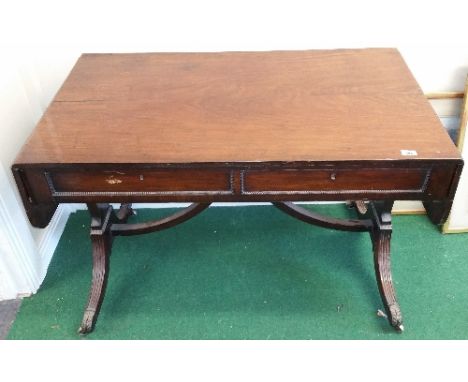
[12,48,464,334]
[16,48,460,165]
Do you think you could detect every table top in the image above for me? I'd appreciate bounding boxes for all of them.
[15,48,460,165]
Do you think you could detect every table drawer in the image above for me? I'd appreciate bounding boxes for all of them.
[46,168,233,194]
[242,167,430,194]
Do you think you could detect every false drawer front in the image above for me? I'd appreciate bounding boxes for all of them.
[46,168,233,194]
[241,167,430,194]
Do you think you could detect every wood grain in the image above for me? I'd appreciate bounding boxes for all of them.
[14,49,460,165]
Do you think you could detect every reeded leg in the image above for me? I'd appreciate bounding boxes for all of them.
[78,232,111,333]
[369,201,404,332]
[372,229,403,332]
[78,204,113,334]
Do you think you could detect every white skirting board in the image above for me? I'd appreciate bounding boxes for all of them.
[0,203,72,300]
[37,205,74,279]
[0,161,42,300]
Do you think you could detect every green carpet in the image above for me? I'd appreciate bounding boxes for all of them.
[7,204,468,340]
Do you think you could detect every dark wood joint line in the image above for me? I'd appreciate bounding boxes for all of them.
[420,167,432,196]
[13,167,35,204]
[447,162,465,199]
[44,171,58,202]
[240,170,246,194]
[231,170,242,194]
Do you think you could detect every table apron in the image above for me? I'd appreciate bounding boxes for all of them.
[12,162,462,227]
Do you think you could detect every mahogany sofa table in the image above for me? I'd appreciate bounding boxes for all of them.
[13,49,462,334]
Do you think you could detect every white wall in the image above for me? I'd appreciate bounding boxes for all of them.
[1,0,468,298]
[0,53,75,299]
[4,1,468,82]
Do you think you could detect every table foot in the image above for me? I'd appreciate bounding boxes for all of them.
[79,204,113,334]
[369,201,404,332]
[78,309,98,334]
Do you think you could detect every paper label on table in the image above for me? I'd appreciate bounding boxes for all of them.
[400,150,418,156]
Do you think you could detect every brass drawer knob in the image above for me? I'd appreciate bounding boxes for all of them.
[330,172,337,181]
